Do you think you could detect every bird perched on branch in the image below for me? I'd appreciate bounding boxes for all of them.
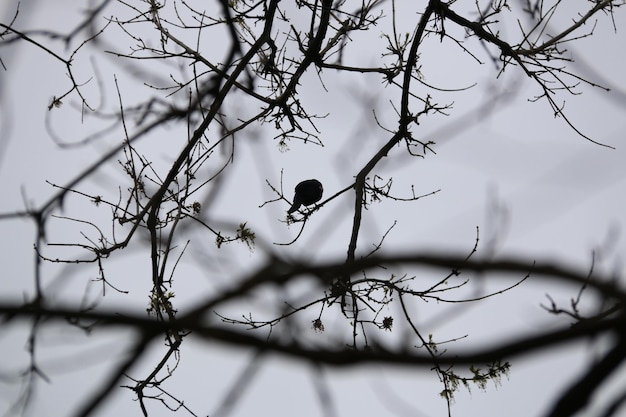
[287,179,323,214]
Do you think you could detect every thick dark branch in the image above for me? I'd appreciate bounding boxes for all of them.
[1,303,624,369]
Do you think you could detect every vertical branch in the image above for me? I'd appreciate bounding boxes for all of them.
[344,0,437,272]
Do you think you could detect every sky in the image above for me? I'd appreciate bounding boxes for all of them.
[1,1,626,417]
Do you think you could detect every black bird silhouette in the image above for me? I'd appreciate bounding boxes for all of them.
[287,179,323,214]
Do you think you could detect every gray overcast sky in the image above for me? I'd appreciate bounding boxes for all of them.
[1,1,626,417]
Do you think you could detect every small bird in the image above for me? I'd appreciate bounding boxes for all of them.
[288,179,323,214]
